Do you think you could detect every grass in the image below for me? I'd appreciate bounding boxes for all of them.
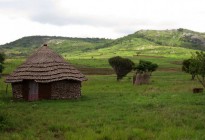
[64,44,195,60]
[0,45,205,139]
[2,53,187,75]
[2,59,25,75]
[0,66,205,139]
[1,29,205,139]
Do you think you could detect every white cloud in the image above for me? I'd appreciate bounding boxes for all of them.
[0,0,205,44]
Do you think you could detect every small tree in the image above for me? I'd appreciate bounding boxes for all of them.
[182,59,198,80]
[108,56,134,81]
[190,51,205,87]
[0,52,5,77]
[133,60,158,85]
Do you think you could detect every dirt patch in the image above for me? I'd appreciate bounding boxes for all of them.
[157,67,181,72]
[170,61,182,65]
[78,67,114,75]
[3,67,181,75]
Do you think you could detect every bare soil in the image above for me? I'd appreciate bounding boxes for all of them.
[78,67,114,75]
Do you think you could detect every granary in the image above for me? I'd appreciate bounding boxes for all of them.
[6,44,86,101]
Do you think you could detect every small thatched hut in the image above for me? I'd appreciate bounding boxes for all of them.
[6,44,86,101]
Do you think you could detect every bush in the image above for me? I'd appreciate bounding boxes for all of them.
[182,59,198,80]
[0,52,5,76]
[133,60,158,85]
[108,56,134,81]
[191,51,205,87]
[135,60,158,75]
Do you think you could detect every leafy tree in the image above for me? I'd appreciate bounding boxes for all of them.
[182,59,198,80]
[190,51,205,87]
[0,52,5,63]
[135,60,158,75]
[0,52,5,77]
[133,60,158,85]
[108,56,134,81]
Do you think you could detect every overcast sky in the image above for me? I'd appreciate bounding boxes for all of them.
[0,0,205,45]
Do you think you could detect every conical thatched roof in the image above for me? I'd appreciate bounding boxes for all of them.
[6,44,86,83]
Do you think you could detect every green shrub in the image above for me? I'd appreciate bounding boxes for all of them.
[108,56,134,81]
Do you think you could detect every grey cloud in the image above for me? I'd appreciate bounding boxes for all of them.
[31,13,122,27]
[0,0,55,12]
[0,0,180,35]
[0,0,159,31]
[0,0,129,27]
[115,27,137,35]
[0,0,60,21]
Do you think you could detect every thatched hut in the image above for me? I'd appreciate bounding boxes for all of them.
[6,44,86,101]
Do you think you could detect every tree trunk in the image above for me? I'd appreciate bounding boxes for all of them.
[133,74,136,85]
[135,73,143,85]
[191,74,195,80]
[134,73,150,85]
[196,75,205,88]
[142,73,150,84]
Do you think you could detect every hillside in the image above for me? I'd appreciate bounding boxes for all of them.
[77,29,205,59]
[0,36,112,57]
[98,28,205,50]
[1,28,205,58]
[134,28,205,50]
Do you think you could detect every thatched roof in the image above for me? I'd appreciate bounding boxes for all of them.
[6,44,86,83]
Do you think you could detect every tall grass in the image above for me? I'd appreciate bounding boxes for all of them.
[0,70,205,139]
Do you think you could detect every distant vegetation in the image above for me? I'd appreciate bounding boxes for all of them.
[0,52,5,77]
[0,36,112,58]
[0,28,205,59]
[133,28,205,50]
[95,28,205,51]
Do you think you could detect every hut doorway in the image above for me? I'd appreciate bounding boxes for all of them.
[28,81,39,101]
[38,83,51,99]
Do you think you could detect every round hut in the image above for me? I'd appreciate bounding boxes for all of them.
[6,44,86,101]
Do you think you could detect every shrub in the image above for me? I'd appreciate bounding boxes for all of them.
[133,60,158,85]
[0,52,5,77]
[108,56,134,81]
[191,51,205,87]
[182,59,198,80]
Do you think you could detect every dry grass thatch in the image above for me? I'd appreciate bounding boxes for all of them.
[6,44,87,83]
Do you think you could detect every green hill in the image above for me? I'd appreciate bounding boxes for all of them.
[133,28,205,50]
[78,28,205,59]
[98,28,205,50]
[0,36,112,57]
[1,28,205,58]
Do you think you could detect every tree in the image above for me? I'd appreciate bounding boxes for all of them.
[190,51,205,87]
[182,59,198,80]
[108,56,134,81]
[133,60,158,85]
[0,52,5,77]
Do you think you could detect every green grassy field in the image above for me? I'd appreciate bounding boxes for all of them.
[1,28,205,139]
[2,44,195,75]
[1,53,205,139]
